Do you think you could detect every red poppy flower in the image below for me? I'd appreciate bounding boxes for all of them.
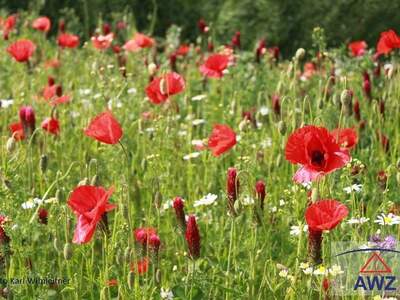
[106,279,118,287]
[51,95,71,106]
[302,62,316,79]
[130,257,149,275]
[43,84,58,100]
[9,122,24,140]
[41,117,60,135]
[376,29,400,56]
[2,15,16,39]
[7,39,36,62]
[91,33,113,50]
[348,41,367,57]
[134,227,157,245]
[84,111,123,145]
[123,33,154,52]
[305,199,349,232]
[176,44,190,56]
[145,72,185,104]
[285,125,350,183]
[208,124,237,156]
[67,185,116,244]
[32,16,51,32]
[330,128,358,150]
[57,33,79,48]
[200,54,229,78]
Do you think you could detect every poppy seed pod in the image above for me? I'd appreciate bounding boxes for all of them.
[277,121,286,135]
[40,154,48,173]
[53,237,62,252]
[173,197,186,231]
[227,167,239,216]
[185,215,200,259]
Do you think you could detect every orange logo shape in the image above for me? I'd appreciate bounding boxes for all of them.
[360,252,392,274]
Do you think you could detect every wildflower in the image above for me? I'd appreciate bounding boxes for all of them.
[285,125,350,183]
[91,33,114,50]
[38,208,48,225]
[377,235,397,250]
[329,265,344,276]
[242,196,255,206]
[192,119,205,126]
[123,33,155,52]
[330,128,358,150]
[313,265,328,276]
[255,180,266,210]
[374,213,400,226]
[173,197,186,230]
[193,193,218,207]
[41,118,60,135]
[346,217,369,224]
[84,111,123,144]
[32,16,51,33]
[343,184,363,194]
[7,39,36,63]
[145,72,185,105]
[57,33,79,48]
[376,29,400,56]
[197,19,209,34]
[131,257,149,275]
[226,168,239,215]
[200,54,229,78]
[183,152,200,160]
[305,199,349,264]
[208,124,237,156]
[289,224,308,236]
[191,94,207,101]
[67,185,116,244]
[185,215,200,259]
[134,227,157,245]
[348,41,367,57]
[160,287,174,300]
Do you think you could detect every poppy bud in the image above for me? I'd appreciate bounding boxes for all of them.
[63,243,73,260]
[6,137,16,153]
[149,234,161,252]
[340,89,352,106]
[311,188,319,203]
[272,94,281,116]
[363,79,371,100]
[40,154,48,173]
[58,19,65,32]
[48,76,55,86]
[127,271,134,290]
[377,170,387,190]
[53,237,62,252]
[102,23,111,35]
[197,19,208,34]
[295,48,305,61]
[148,63,157,76]
[19,105,36,135]
[124,246,132,263]
[277,121,286,135]
[91,174,100,186]
[227,167,239,216]
[231,31,241,49]
[173,197,186,231]
[155,269,161,284]
[353,100,361,121]
[38,208,48,224]
[153,191,162,210]
[78,178,89,186]
[185,215,200,259]
[255,180,266,210]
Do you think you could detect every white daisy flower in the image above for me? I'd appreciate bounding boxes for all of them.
[259,106,270,116]
[242,196,255,206]
[183,152,201,160]
[192,119,205,126]
[329,265,344,276]
[346,217,369,224]
[127,87,137,94]
[278,269,289,278]
[191,94,206,101]
[193,193,218,207]
[290,224,308,236]
[313,265,328,276]
[160,287,174,300]
[343,184,363,194]
[21,200,35,210]
[0,99,14,108]
[374,213,400,226]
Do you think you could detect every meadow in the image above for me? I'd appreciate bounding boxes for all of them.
[0,13,400,300]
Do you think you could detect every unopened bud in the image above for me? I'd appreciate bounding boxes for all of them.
[124,246,132,262]
[311,188,319,203]
[295,48,305,61]
[78,178,89,186]
[340,89,352,106]
[277,121,286,135]
[63,243,73,260]
[148,63,157,76]
[40,155,48,173]
[6,137,16,153]
[91,175,100,186]
[127,271,135,290]
[53,237,62,252]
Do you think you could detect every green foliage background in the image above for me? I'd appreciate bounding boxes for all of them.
[1,0,400,56]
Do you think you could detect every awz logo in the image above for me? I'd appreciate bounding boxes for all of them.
[354,252,397,291]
